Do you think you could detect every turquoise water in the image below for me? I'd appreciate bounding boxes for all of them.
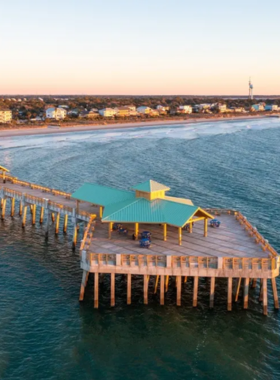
[0,118,280,380]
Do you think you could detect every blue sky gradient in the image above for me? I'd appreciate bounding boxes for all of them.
[1,0,280,95]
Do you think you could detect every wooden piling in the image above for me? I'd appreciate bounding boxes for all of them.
[243,278,249,309]
[184,276,188,283]
[227,277,232,311]
[271,278,279,309]
[259,279,263,302]
[55,213,60,234]
[72,220,78,249]
[165,275,169,292]
[94,272,99,309]
[144,275,148,305]
[154,275,159,294]
[22,206,27,227]
[235,277,242,302]
[40,207,44,224]
[19,201,23,216]
[79,270,87,301]
[51,213,55,223]
[176,276,181,306]
[45,210,50,239]
[32,205,36,225]
[63,214,68,233]
[111,273,115,307]
[160,275,164,305]
[252,278,257,288]
[127,274,131,305]
[10,198,15,217]
[1,199,6,220]
[210,277,215,308]
[193,276,198,307]
[263,278,268,315]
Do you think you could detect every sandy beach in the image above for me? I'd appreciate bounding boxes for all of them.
[0,114,275,139]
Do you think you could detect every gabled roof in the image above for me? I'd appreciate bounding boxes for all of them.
[71,183,134,207]
[102,197,212,227]
[132,180,170,193]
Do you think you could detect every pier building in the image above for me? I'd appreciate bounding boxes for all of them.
[0,171,279,314]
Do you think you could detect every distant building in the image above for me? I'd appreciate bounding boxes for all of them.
[136,106,152,114]
[0,109,12,123]
[156,105,170,113]
[177,105,192,114]
[116,106,131,117]
[265,105,278,111]
[79,110,99,119]
[46,107,67,120]
[212,103,227,113]
[251,103,265,112]
[231,107,245,113]
[99,108,117,117]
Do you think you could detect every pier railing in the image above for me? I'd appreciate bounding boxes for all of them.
[85,252,278,275]
[0,174,72,199]
[80,215,96,251]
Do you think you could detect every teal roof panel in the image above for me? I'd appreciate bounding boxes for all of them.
[71,183,134,207]
[132,180,170,193]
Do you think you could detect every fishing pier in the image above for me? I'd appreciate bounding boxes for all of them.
[0,166,279,315]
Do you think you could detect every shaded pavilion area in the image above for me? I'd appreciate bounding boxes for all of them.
[72,179,213,245]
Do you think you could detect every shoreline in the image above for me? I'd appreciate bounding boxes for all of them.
[0,114,276,138]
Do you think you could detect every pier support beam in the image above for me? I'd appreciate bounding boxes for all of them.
[32,205,36,225]
[263,278,268,315]
[99,206,103,218]
[259,279,263,302]
[108,222,113,239]
[160,275,164,305]
[40,207,44,224]
[271,278,279,309]
[210,277,215,308]
[63,214,68,233]
[193,276,198,307]
[22,206,27,227]
[235,278,242,302]
[72,219,78,249]
[154,275,159,294]
[18,201,23,216]
[10,198,15,217]
[51,213,55,223]
[94,273,99,309]
[45,210,50,239]
[165,275,169,292]
[176,276,182,306]
[127,274,131,305]
[55,213,60,234]
[144,275,148,305]
[1,199,6,220]
[111,273,115,307]
[252,278,257,288]
[163,224,167,241]
[79,270,88,301]
[135,223,139,240]
[227,277,232,311]
[178,227,182,245]
[243,278,249,309]
[204,218,208,237]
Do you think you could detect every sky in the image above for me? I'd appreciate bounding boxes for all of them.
[0,0,280,95]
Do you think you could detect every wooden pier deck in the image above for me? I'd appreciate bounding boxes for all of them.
[0,173,279,314]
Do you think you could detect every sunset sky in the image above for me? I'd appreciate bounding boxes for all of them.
[1,0,280,95]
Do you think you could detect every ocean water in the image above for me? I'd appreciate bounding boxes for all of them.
[0,118,280,380]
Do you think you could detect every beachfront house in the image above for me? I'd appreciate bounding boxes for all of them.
[136,106,152,114]
[156,105,170,113]
[0,109,12,123]
[265,104,278,111]
[177,105,192,114]
[251,104,265,112]
[46,107,67,120]
[212,103,227,113]
[99,108,117,117]
[116,106,131,117]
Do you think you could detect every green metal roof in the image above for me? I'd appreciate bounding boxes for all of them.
[71,183,134,206]
[102,197,203,227]
[132,180,170,193]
